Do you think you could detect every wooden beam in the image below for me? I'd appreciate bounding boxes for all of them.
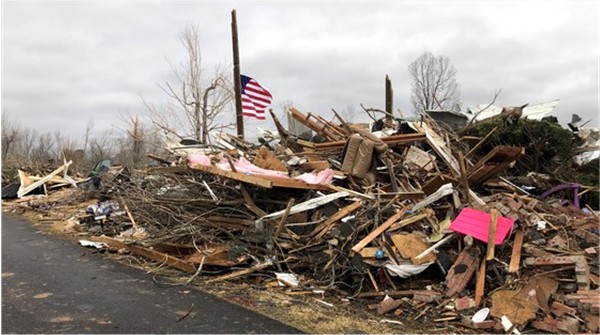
[240,185,267,217]
[351,210,405,253]
[509,230,525,273]
[189,163,273,188]
[312,201,362,239]
[205,261,272,283]
[486,208,498,261]
[475,258,486,306]
[94,236,196,273]
[465,126,498,158]
[274,198,295,238]
[387,213,429,232]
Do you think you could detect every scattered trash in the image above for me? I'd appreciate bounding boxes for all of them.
[78,240,107,249]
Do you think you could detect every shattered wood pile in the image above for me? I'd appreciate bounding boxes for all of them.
[4,106,599,333]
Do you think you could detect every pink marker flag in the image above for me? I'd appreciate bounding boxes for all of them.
[449,207,514,245]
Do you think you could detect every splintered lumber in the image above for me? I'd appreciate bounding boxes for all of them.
[414,233,454,260]
[94,236,196,273]
[240,185,268,217]
[465,126,498,158]
[274,198,295,238]
[387,213,430,232]
[409,122,460,176]
[509,230,524,273]
[191,161,332,191]
[351,210,405,252]
[205,261,273,283]
[17,160,72,198]
[303,133,427,151]
[289,106,343,141]
[123,203,140,230]
[311,201,362,238]
[467,146,524,186]
[189,163,273,188]
[475,258,486,306]
[486,208,498,261]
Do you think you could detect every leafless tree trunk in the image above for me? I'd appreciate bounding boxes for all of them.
[409,51,461,113]
[152,25,234,144]
[1,114,20,158]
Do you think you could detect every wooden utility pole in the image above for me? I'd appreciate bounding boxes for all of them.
[231,9,244,139]
[385,75,393,124]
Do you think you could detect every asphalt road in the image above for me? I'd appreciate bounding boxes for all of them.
[1,213,302,334]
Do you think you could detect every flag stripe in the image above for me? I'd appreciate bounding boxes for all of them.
[241,74,272,120]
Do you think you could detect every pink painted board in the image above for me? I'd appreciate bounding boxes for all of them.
[449,207,514,244]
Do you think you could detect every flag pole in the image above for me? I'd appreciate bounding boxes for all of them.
[231,9,244,139]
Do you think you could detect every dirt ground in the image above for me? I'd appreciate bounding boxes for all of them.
[2,189,470,334]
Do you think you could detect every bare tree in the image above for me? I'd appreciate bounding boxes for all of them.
[409,51,461,113]
[150,25,233,143]
[1,113,20,158]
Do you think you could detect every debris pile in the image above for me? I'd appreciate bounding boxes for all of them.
[3,106,599,333]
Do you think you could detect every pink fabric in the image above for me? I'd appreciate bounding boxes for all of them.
[190,154,333,185]
[215,157,289,178]
[449,207,514,245]
[187,154,212,167]
[295,169,334,184]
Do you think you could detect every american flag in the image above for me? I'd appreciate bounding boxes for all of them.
[241,74,273,120]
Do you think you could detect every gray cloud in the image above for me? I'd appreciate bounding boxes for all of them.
[2,1,598,142]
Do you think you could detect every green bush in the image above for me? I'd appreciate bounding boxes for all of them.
[474,118,575,174]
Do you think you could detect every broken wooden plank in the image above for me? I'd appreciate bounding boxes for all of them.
[351,210,405,253]
[475,258,486,306]
[486,208,498,261]
[465,126,498,158]
[467,146,524,186]
[18,160,72,198]
[189,163,273,188]
[205,261,273,283]
[508,230,524,273]
[289,106,342,141]
[414,233,454,260]
[274,198,295,238]
[241,185,268,217]
[301,133,427,151]
[94,236,196,273]
[387,213,429,232]
[312,201,362,239]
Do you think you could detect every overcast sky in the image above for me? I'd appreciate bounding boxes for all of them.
[2,1,598,142]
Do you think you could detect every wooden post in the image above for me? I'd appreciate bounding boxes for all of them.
[231,9,244,139]
[385,75,393,124]
[486,209,498,261]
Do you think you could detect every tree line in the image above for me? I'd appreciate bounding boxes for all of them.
[2,24,462,181]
